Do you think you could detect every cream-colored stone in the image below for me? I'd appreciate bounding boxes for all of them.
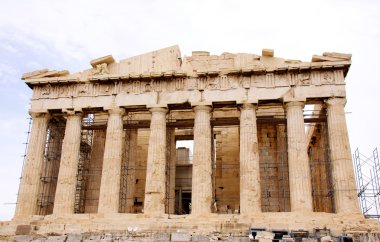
[262,49,274,57]
[53,111,83,215]
[14,112,50,218]
[144,107,168,215]
[98,107,126,214]
[191,105,212,216]
[286,101,313,212]
[326,97,360,214]
[239,103,261,214]
[90,55,115,68]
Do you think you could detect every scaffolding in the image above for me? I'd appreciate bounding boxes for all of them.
[119,114,134,213]
[16,117,32,208]
[354,147,380,221]
[165,112,175,214]
[74,114,94,213]
[37,118,65,215]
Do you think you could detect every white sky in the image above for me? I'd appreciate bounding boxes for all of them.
[0,0,379,221]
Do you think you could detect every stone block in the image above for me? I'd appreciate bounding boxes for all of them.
[66,233,82,242]
[191,235,210,242]
[14,235,34,242]
[84,235,101,241]
[153,232,170,241]
[171,232,191,241]
[230,237,250,242]
[15,225,32,235]
[46,235,66,242]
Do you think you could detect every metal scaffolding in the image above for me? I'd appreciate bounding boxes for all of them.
[119,114,142,213]
[354,147,380,221]
[37,118,65,215]
[74,114,94,213]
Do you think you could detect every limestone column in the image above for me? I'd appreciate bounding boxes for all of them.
[14,112,50,218]
[144,107,167,215]
[125,129,137,213]
[239,103,261,214]
[53,111,83,215]
[286,101,313,212]
[98,107,125,213]
[191,105,212,215]
[326,97,360,214]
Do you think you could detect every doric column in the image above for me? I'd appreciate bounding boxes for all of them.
[191,105,212,215]
[98,107,125,213]
[239,103,261,214]
[326,97,360,214]
[14,112,50,218]
[144,107,167,215]
[286,101,313,212]
[53,111,83,215]
[125,129,137,213]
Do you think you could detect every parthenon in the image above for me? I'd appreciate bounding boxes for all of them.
[3,45,380,240]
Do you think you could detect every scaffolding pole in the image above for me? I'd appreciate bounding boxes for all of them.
[74,114,94,214]
[353,148,380,221]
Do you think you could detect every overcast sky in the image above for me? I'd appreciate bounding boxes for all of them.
[0,0,379,220]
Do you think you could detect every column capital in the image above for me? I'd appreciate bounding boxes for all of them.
[149,107,168,114]
[285,101,304,109]
[28,111,50,119]
[107,107,126,116]
[325,97,347,107]
[191,101,212,108]
[239,102,257,111]
[193,105,212,112]
[62,109,83,116]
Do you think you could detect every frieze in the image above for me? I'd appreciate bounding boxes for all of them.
[252,75,266,88]
[298,73,311,85]
[311,72,321,86]
[321,71,334,84]
[333,70,344,84]
[266,73,275,88]
[274,74,289,87]
[186,78,197,90]
[240,76,251,89]
[197,77,208,90]
[30,71,344,100]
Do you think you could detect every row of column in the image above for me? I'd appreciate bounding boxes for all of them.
[14,97,359,219]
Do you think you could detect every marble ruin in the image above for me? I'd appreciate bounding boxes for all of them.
[2,45,380,240]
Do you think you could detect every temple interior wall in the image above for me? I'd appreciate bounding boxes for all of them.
[83,129,105,213]
[308,122,334,213]
[214,127,240,213]
[258,123,290,212]
[133,129,149,213]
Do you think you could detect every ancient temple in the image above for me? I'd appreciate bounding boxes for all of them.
[5,45,380,240]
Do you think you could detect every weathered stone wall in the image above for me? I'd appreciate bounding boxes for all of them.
[308,122,334,212]
[133,129,149,213]
[214,127,240,213]
[258,123,290,212]
[84,129,106,213]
